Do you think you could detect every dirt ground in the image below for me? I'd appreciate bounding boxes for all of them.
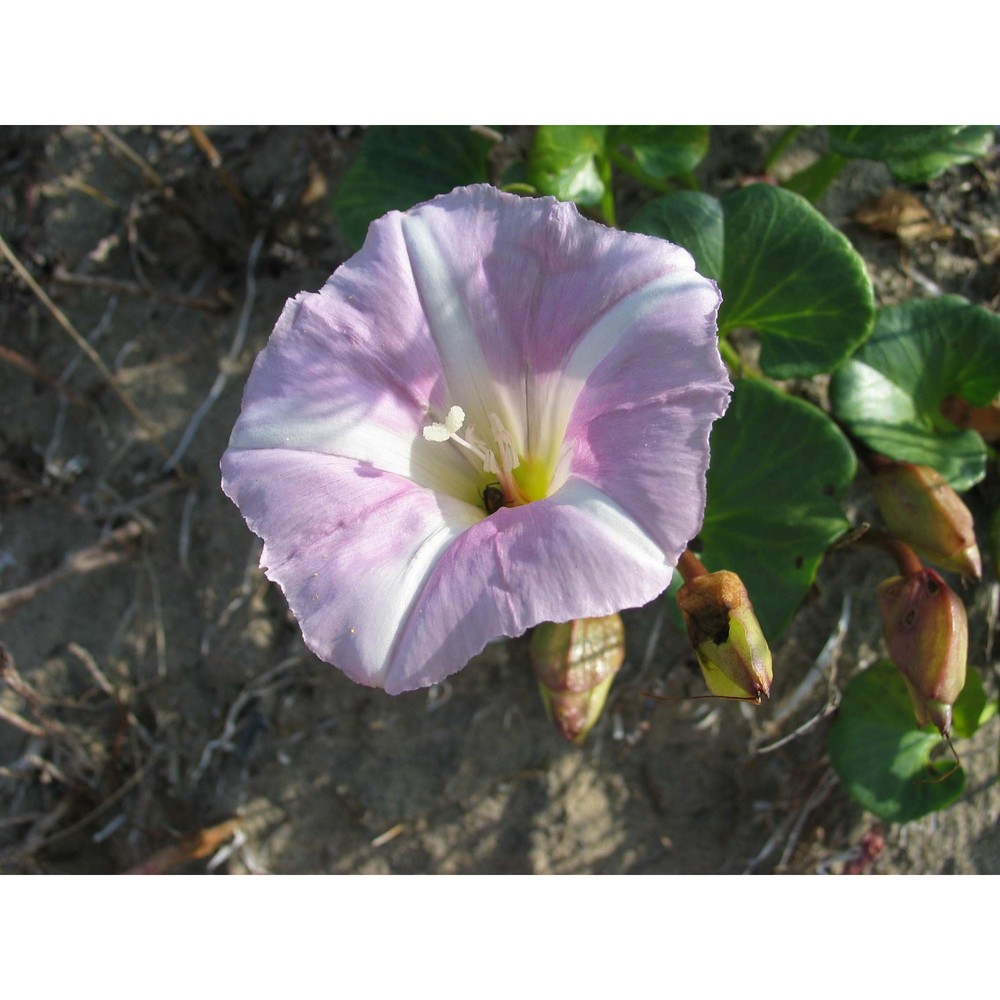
[1,125,997,874]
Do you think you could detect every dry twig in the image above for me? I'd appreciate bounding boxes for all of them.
[189,656,301,785]
[0,229,171,460]
[753,595,850,754]
[0,521,142,623]
[187,126,247,209]
[123,816,243,875]
[0,344,88,406]
[162,229,265,473]
[52,265,229,313]
[0,646,101,782]
[94,126,167,190]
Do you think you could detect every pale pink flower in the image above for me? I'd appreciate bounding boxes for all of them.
[222,185,730,693]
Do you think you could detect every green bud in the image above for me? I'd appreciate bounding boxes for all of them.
[529,614,625,744]
[874,461,981,579]
[877,568,968,737]
[676,571,772,703]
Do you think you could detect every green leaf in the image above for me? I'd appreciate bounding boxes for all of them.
[629,184,875,377]
[950,666,996,740]
[719,184,875,377]
[697,379,856,637]
[830,296,1000,490]
[628,191,724,282]
[829,660,965,823]
[608,126,709,181]
[527,126,608,207]
[829,126,995,184]
[333,126,492,249]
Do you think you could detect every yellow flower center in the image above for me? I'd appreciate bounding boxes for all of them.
[512,456,552,503]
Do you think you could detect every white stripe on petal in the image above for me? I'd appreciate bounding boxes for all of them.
[399,212,499,437]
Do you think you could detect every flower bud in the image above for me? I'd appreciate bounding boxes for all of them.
[676,570,772,703]
[877,568,968,737]
[530,614,625,744]
[874,461,981,579]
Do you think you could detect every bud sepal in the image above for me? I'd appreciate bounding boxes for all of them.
[874,461,981,579]
[676,570,773,703]
[876,567,968,736]
[530,614,625,744]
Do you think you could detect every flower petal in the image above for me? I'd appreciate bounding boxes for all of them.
[222,183,732,693]
[220,447,481,689]
[381,479,671,692]
[228,293,476,502]
[394,185,719,454]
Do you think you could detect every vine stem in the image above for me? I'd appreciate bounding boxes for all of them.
[857,527,924,577]
[677,549,709,583]
[763,126,804,173]
[717,336,745,378]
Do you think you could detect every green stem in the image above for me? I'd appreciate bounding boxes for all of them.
[597,155,617,227]
[608,150,674,194]
[783,151,848,203]
[763,126,805,173]
[717,335,751,379]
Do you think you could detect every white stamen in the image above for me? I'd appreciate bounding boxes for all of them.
[422,404,466,442]
[422,423,452,443]
[423,404,519,484]
[444,405,465,434]
[466,425,499,475]
[489,412,520,473]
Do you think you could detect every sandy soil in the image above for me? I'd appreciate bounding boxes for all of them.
[1,126,997,874]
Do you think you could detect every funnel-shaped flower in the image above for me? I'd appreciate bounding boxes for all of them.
[877,568,968,736]
[222,185,730,693]
[874,461,981,579]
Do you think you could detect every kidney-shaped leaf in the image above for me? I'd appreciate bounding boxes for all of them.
[630,184,874,378]
[628,191,724,282]
[609,126,709,182]
[696,378,856,638]
[333,126,491,248]
[829,126,995,185]
[528,126,608,207]
[830,296,1000,490]
[829,660,965,823]
[720,184,875,377]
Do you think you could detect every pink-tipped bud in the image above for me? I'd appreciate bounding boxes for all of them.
[877,568,968,737]
[676,570,772,703]
[530,614,625,744]
[874,461,981,579]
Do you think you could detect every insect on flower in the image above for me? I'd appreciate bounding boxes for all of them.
[482,483,506,515]
[222,184,731,693]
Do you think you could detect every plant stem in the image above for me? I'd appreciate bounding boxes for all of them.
[783,151,848,203]
[859,527,925,576]
[763,126,805,173]
[678,549,709,583]
[717,336,746,378]
[597,155,617,228]
[608,150,674,195]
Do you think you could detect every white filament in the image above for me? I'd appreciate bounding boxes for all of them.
[423,404,520,479]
